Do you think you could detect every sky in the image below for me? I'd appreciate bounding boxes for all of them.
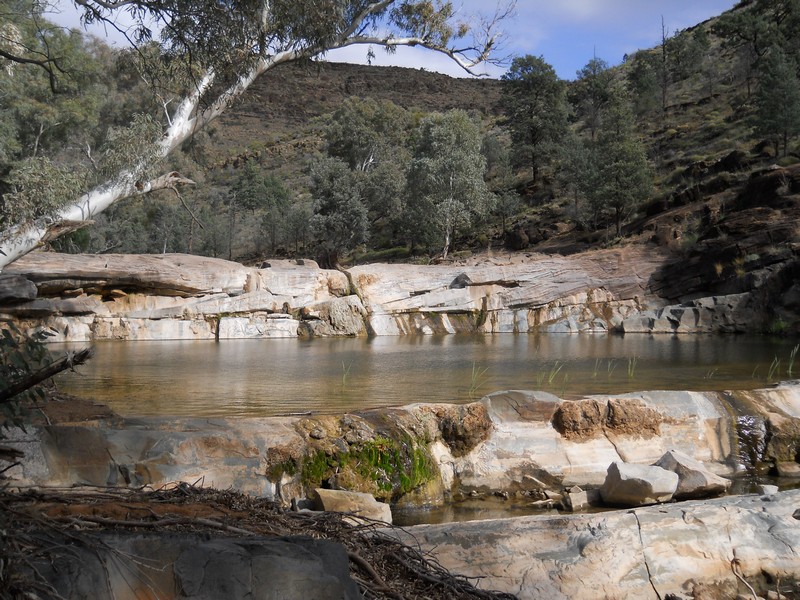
[50,1,739,81]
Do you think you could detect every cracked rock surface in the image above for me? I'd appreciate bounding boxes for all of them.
[392,490,800,600]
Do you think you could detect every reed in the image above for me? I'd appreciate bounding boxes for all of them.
[341,361,352,389]
[627,356,638,379]
[767,357,781,382]
[788,344,799,377]
[468,362,489,399]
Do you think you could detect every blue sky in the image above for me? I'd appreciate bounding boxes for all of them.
[52,1,739,80]
[330,0,739,79]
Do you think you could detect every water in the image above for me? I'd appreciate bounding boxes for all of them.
[55,333,800,418]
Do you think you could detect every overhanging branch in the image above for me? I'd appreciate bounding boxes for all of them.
[0,348,94,406]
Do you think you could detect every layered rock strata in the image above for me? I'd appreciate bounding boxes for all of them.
[0,247,771,341]
[7,383,799,506]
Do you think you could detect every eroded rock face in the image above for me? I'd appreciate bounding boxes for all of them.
[7,384,800,510]
[3,254,354,341]
[0,247,782,339]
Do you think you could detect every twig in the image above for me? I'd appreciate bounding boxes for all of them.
[348,551,403,599]
[731,557,758,600]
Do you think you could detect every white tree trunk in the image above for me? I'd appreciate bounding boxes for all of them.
[0,1,509,271]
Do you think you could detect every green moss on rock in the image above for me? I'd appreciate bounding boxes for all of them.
[299,434,437,501]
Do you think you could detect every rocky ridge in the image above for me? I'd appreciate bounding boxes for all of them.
[0,244,780,340]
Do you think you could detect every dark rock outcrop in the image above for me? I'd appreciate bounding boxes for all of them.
[31,532,362,600]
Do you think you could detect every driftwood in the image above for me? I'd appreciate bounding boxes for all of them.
[0,484,519,600]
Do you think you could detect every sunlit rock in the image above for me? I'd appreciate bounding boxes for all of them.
[653,449,731,499]
[313,488,392,525]
[600,462,679,506]
[394,491,800,599]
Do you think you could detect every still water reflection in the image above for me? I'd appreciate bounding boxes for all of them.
[55,333,799,418]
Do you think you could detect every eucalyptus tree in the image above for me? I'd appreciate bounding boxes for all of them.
[309,156,368,267]
[0,0,514,270]
[323,97,413,236]
[228,160,290,257]
[405,109,490,258]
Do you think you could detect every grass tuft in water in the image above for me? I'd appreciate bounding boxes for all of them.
[627,356,638,379]
[548,361,564,384]
[341,361,352,390]
[468,362,489,399]
[767,357,781,382]
[788,344,799,378]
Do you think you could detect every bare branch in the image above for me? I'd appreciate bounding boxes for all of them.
[0,348,93,405]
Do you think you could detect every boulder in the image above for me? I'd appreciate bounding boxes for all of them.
[0,274,37,303]
[600,461,679,507]
[313,488,392,525]
[562,485,602,512]
[300,295,368,337]
[653,449,731,499]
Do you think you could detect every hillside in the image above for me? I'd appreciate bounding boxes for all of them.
[212,5,800,328]
[210,61,504,185]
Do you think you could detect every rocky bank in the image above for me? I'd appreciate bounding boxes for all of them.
[0,246,780,340]
[6,382,800,598]
[9,383,800,504]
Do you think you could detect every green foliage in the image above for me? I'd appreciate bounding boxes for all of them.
[0,323,53,428]
[325,97,413,172]
[556,131,592,226]
[99,114,164,183]
[300,434,436,499]
[754,47,800,156]
[323,97,412,236]
[585,87,653,236]
[405,109,490,257]
[666,27,711,81]
[1,157,89,230]
[571,57,614,141]
[390,0,460,47]
[625,50,661,116]
[501,55,568,182]
[309,156,369,266]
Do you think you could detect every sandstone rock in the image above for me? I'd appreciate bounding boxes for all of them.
[562,485,602,512]
[1,246,776,340]
[0,274,37,303]
[313,488,392,524]
[758,484,779,495]
[218,314,300,339]
[300,295,367,337]
[653,449,731,499]
[7,252,254,296]
[394,490,800,600]
[775,461,800,477]
[600,461,679,507]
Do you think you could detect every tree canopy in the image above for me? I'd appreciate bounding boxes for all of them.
[0,0,513,270]
[405,109,490,258]
[500,54,567,183]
